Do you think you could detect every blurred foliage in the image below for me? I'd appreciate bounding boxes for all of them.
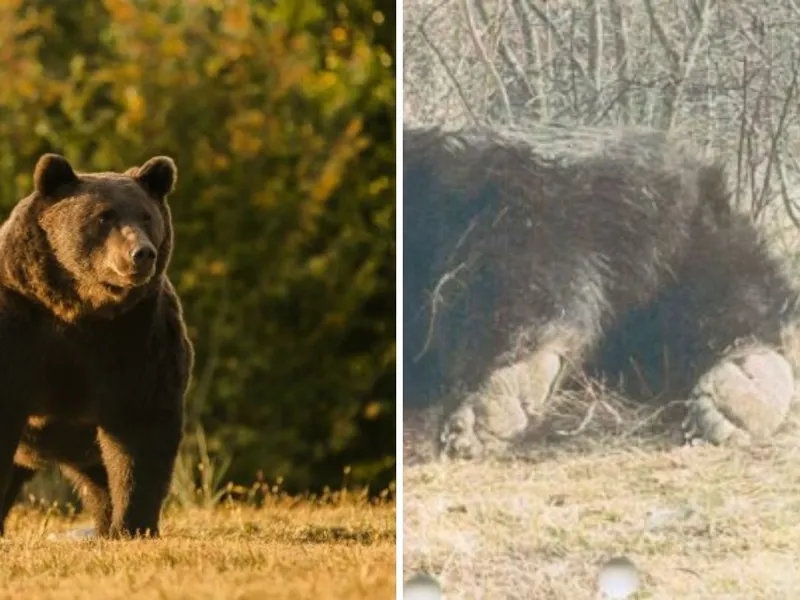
[0,0,395,494]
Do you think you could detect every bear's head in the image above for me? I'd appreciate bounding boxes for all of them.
[8,154,179,320]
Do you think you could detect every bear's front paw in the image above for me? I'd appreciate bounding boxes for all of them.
[438,356,558,460]
[439,404,485,459]
[682,346,795,446]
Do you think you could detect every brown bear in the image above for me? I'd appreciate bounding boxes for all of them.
[403,123,797,460]
[0,153,193,538]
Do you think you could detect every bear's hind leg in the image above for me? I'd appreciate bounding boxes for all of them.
[676,220,797,445]
[60,463,112,537]
[682,344,795,445]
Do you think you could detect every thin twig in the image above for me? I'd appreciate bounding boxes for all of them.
[459,0,513,122]
[511,0,545,118]
[607,0,630,123]
[474,0,540,111]
[754,53,799,220]
[667,0,716,130]
[418,0,479,124]
[523,0,591,85]
[555,400,598,436]
[413,262,468,362]
[642,0,680,67]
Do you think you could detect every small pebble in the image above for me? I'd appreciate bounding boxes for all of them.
[597,556,641,599]
[404,573,443,600]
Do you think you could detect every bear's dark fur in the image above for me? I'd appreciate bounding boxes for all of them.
[0,154,193,538]
[403,123,795,418]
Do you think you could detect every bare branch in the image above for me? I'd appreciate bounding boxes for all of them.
[459,0,513,122]
[775,156,800,230]
[642,0,680,67]
[418,2,479,124]
[587,0,603,93]
[474,0,542,115]
[510,0,546,118]
[523,0,590,84]
[607,0,630,122]
[667,0,716,130]
[735,57,748,212]
[754,54,799,220]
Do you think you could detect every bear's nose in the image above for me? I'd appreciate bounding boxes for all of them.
[130,243,157,269]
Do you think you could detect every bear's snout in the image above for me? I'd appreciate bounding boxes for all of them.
[130,243,157,272]
[113,224,159,283]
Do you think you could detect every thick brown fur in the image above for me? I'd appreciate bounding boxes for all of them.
[0,154,193,538]
[403,124,796,441]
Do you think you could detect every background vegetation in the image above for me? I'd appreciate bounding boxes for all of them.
[0,0,395,498]
[404,0,800,248]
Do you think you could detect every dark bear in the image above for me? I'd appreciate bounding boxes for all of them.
[0,153,193,537]
[403,123,797,460]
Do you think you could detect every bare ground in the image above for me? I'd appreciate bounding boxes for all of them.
[403,401,800,599]
[0,496,396,599]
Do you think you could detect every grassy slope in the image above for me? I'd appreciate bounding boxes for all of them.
[1,498,395,599]
[404,437,800,599]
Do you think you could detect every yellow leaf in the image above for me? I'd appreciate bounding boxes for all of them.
[141,13,162,38]
[238,109,265,129]
[122,64,142,80]
[222,3,250,35]
[103,0,137,24]
[180,271,198,291]
[161,37,187,59]
[229,129,262,158]
[325,53,341,71]
[123,86,145,123]
[208,260,228,276]
[290,33,309,52]
[368,177,391,196]
[363,402,382,420]
[318,72,338,90]
[311,167,342,204]
[204,55,228,78]
[379,50,393,68]
[15,78,37,101]
[212,154,230,172]
[343,117,363,139]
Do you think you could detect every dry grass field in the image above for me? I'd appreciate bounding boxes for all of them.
[404,408,800,599]
[0,492,396,600]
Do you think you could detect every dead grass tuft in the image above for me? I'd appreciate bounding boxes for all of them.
[403,372,689,467]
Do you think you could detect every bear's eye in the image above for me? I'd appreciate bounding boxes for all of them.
[97,209,116,225]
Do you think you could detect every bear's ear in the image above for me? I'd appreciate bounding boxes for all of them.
[131,156,177,200]
[33,154,78,198]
